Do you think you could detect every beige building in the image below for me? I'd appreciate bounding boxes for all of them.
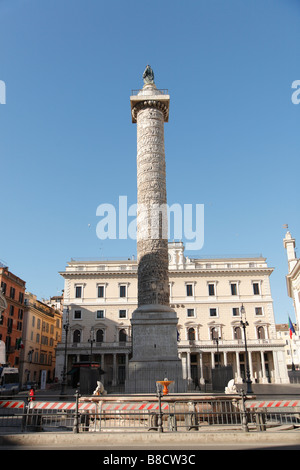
[19,293,62,386]
[56,242,289,389]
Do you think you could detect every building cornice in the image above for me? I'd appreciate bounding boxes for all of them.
[286,259,300,297]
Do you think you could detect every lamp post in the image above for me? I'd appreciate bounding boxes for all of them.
[60,306,70,398]
[240,304,253,394]
[213,329,221,367]
[88,327,95,363]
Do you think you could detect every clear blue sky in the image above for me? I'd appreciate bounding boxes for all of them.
[0,0,299,324]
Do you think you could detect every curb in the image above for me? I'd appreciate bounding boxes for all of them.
[1,431,300,448]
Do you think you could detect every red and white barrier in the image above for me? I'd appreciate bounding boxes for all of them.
[0,399,299,411]
[29,401,170,411]
[0,400,24,409]
[0,400,169,411]
[246,400,300,408]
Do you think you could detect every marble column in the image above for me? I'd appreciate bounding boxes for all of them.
[126,67,184,392]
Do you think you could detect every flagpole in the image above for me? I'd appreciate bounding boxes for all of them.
[289,336,295,371]
[288,315,296,371]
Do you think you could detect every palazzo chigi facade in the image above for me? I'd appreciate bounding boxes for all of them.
[56,242,288,389]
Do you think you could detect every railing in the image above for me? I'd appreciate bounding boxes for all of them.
[131,89,169,96]
[1,392,300,434]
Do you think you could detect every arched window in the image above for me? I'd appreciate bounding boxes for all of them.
[234,326,242,340]
[96,329,104,343]
[119,329,127,342]
[73,329,81,343]
[257,326,265,339]
[211,327,220,340]
[188,328,195,340]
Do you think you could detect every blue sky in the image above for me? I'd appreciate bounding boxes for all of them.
[0,0,299,323]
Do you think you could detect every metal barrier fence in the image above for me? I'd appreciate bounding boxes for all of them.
[0,393,300,434]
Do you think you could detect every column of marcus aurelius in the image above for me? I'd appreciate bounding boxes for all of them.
[125,66,184,393]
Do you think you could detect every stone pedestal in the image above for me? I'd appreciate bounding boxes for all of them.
[125,305,185,393]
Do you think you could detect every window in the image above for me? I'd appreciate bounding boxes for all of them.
[10,287,15,299]
[208,284,215,296]
[9,305,14,316]
[255,307,263,316]
[188,328,195,340]
[74,310,82,319]
[232,307,240,316]
[253,283,260,295]
[1,282,7,295]
[187,308,195,317]
[119,285,126,298]
[210,327,220,340]
[119,309,127,319]
[257,326,265,339]
[209,308,217,317]
[75,286,82,298]
[19,292,24,304]
[119,329,127,342]
[97,285,104,298]
[96,329,104,342]
[96,310,105,319]
[73,330,81,343]
[231,283,237,295]
[7,318,13,334]
[186,284,193,296]
[234,326,242,340]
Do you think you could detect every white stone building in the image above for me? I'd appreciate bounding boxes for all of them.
[56,242,289,389]
[276,323,300,371]
[283,229,300,335]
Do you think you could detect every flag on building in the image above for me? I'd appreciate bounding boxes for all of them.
[288,316,296,339]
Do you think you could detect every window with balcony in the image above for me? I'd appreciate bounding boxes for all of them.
[234,326,242,340]
[96,329,104,342]
[119,329,127,342]
[257,326,265,339]
[73,330,81,343]
[188,328,195,340]
[210,327,220,340]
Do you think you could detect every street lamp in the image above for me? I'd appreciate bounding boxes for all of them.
[60,306,70,398]
[88,327,95,362]
[240,304,253,394]
[212,329,221,367]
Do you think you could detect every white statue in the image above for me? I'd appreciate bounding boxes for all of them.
[93,381,107,396]
[225,379,237,394]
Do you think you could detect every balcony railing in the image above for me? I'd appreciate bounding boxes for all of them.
[61,340,132,350]
[179,338,281,349]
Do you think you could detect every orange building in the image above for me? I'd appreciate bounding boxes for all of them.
[0,264,26,367]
